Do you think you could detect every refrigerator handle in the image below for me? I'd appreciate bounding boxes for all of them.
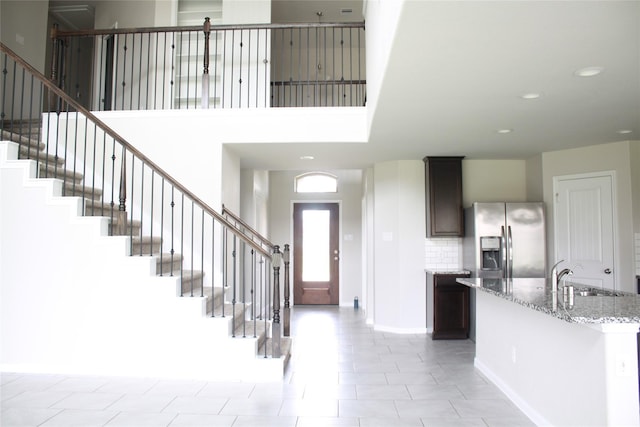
[501,226,507,278]
[507,225,513,279]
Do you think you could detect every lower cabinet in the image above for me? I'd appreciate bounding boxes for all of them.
[432,273,470,339]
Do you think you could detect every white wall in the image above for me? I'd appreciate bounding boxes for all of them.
[363,167,375,324]
[0,142,272,381]
[95,110,223,209]
[363,0,404,127]
[525,154,544,201]
[222,0,270,24]
[94,0,170,29]
[0,0,49,122]
[240,169,269,237]
[475,290,639,427]
[461,159,527,207]
[373,160,426,333]
[0,0,49,73]
[542,141,636,291]
[268,169,363,307]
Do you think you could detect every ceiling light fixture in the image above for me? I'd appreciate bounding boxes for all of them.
[497,129,513,134]
[617,129,633,135]
[300,155,315,160]
[574,66,604,77]
[521,93,542,100]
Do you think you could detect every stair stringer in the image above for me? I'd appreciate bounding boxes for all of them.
[0,141,288,381]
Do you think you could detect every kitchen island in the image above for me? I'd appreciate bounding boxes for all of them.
[457,277,640,427]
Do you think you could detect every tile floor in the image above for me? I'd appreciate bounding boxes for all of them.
[1,306,535,426]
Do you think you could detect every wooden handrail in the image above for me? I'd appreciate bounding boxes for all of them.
[221,204,274,250]
[52,21,365,38]
[0,41,271,260]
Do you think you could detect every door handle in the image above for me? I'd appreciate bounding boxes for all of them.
[604,268,612,274]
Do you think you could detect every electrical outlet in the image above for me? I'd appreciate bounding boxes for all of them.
[616,354,632,377]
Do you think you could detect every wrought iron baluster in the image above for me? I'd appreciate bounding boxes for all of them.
[150,171,155,259]
[230,30,235,108]
[200,210,205,298]
[145,33,151,109]
[190,200,194,297]
[140,162,145,255]
[79,115,87,213]
[129,33,135,109]
[202,17,210,109]
[221,29,227,108]
[169,33,175,108]
[127,152,134,249]
[118,145,127,239]
[238,29,243,108]
[186,31,191,109]
[194,29,199,109]
[170,186,175,277]
[251,248,256,337]
[211,216,216,317]
[180,193,185,294]
[213,29,219,109]
[120,34,127,110]
[241,240,246,338]
[159,177,165,275]
[231,234,237,337]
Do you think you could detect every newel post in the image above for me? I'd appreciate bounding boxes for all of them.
[202,17,211,108]
[283,244,291,336]
[271,245,282,358]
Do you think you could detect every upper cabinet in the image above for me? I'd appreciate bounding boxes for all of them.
[424,156,464,237]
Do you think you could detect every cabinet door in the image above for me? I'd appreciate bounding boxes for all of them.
[432,275,469,339]
[424,157,464,237]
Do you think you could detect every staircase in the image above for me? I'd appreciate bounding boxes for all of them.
[0,41,291,380]
[0,120,291,381]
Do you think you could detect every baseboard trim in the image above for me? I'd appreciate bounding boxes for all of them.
[474,357,548,427]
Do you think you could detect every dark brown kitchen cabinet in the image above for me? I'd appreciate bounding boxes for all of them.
[423,156,464,237]
[432,273,470,340]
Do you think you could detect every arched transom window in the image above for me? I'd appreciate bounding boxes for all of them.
[295,172,338,193]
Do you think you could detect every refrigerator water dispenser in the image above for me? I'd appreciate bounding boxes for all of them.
[480,236,501,270]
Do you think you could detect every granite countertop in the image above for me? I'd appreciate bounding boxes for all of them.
[425,269,471,275]
[456,277,640,324]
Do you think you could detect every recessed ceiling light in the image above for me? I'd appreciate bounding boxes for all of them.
[300,155,315,160]
[496,129,513,134]
[617,129,633,135]
[574,67,604,77]
[521,92,542,100]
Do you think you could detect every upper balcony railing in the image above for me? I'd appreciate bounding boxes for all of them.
[51,19,366,111]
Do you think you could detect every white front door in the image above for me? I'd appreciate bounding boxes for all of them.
[553,172,616,290]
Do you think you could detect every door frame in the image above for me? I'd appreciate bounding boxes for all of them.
[290,200,342,305]
[552,170,619,289]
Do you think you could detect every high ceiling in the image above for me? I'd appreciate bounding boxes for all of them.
[48,1,640,170]
[237,0,640,170]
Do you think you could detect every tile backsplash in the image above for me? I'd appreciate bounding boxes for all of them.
[427,233,640,277]
[425,237,463,270]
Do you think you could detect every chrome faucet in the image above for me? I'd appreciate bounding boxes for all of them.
[557,268,573,283]
[550,260,563,294]
[550,260,573,294]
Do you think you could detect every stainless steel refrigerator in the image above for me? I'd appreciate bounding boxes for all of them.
[463,202,546,279]
[463,202,547,341]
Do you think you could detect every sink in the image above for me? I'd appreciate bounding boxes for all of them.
[575,290,599,296]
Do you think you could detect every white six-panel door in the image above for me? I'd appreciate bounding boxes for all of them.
[553,172,616,290]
